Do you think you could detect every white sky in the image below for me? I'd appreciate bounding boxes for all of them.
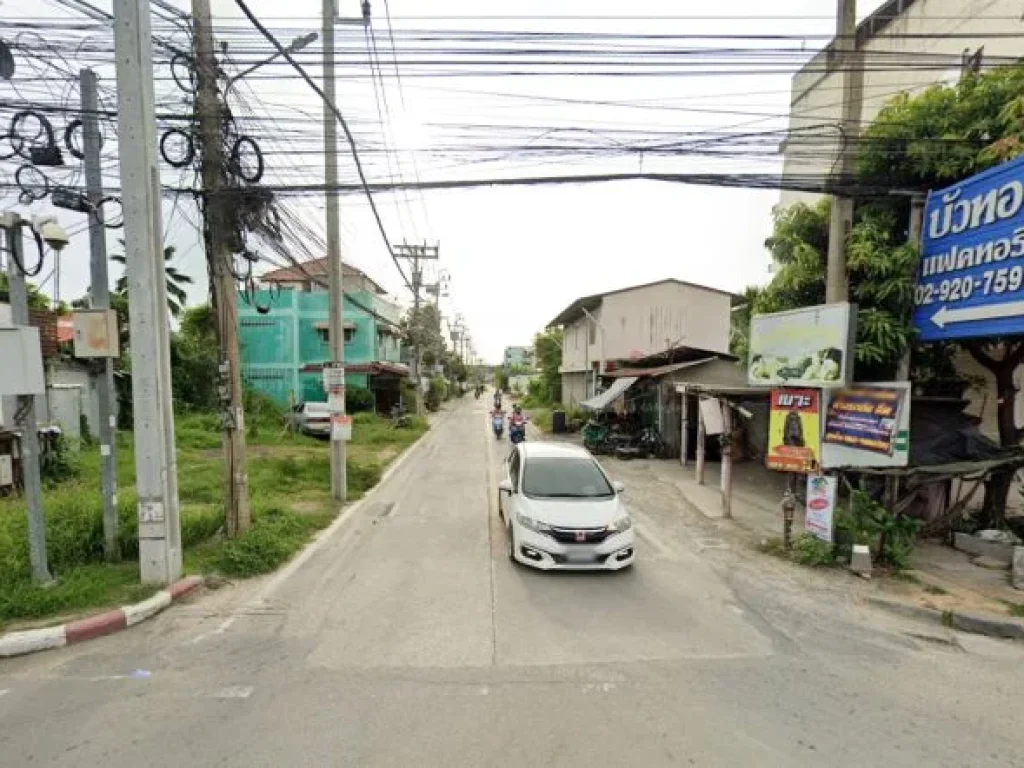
[3,0,888,362]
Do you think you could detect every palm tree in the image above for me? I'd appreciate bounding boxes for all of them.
[110,241,193,318]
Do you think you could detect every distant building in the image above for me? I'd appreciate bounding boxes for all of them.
[547,278,737,407]
[239,258,407,411]
[503,346,533,369]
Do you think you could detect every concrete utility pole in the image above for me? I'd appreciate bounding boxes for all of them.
[323,0,347,501]
[825,0,861,303]
[2,218,52,584]
[192,0,251,534]
[112,0,182,583]
[80,68,118,561]
[395,242,440,412]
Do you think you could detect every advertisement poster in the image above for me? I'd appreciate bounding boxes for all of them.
[805,474,837,543]
[821,382,910,469]
[748,302,855,388]
[766,388,821,473]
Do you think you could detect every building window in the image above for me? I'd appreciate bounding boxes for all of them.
[315,327,355,344]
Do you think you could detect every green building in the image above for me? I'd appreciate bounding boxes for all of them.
[238,258,407,410]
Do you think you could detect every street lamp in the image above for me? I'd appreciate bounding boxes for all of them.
[224,31,319,96]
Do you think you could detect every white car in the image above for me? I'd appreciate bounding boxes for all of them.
[498,442,635,571]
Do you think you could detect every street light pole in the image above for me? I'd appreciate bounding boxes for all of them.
[224,31,317,97]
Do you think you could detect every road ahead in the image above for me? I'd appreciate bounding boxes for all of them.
[3,396,1024,766]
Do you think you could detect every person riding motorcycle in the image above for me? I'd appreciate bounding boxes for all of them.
[493,391,502,410]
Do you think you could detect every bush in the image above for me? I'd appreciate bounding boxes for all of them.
[244,387,285,440]
[837,490,922,570]
[790,533,835,567]
[425,376,446,411]
[346,386,374,413]
[211,506,321,577]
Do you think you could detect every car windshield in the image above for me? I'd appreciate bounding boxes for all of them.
[522,456,614,499]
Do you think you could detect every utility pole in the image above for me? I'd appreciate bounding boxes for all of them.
[825,0,861,303]
[112,0,182,583]
[192,0,251,533]
[1,217,52,584]
[395,242,440,412]
[80,68,118,561]
[323,0,347,501]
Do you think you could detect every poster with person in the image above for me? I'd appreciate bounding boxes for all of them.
[766,388,821,473]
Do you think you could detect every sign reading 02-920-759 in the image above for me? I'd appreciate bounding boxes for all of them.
[914,154,1024,342]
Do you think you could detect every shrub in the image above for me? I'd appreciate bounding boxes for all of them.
[346,386,374,413]
[837,490,922,569]
[790,533,835,567]
[211,506,318,577]
[425,377,446,411]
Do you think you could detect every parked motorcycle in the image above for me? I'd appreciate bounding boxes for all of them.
[614,426,669,460]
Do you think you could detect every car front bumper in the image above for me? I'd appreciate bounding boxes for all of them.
[512,525,635,571]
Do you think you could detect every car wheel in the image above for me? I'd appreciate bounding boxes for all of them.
[506,523,517,563]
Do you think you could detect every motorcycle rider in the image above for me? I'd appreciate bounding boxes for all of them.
[493,390,502,410]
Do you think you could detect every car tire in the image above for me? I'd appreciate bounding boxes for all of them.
[506,524,517,563]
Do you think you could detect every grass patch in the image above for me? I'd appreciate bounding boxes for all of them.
[0,410,428,626]
[1003,601,1024,618]
[529,407,553,432]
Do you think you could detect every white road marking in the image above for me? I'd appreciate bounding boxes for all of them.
[211,686,253,699]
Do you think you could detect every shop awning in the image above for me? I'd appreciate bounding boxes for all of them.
[580,376,637,411]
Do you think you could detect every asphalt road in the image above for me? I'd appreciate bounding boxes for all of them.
[3,395,1024,766]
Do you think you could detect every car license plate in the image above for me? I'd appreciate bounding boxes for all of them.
[566,549,596,564]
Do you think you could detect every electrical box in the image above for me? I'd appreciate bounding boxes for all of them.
[0,326,45,395]
[73,309,120,358]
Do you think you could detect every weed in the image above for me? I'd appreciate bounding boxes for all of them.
[1002,601,1024,618]
[210,506,331,577]
[789,533,835,567]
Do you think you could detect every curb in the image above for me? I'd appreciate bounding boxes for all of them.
[865,595,1024,641]
[0,575,204,659]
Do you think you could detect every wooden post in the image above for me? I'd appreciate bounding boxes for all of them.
[680,388,688,467]
[695,400,706,485]
[721,399,733,518]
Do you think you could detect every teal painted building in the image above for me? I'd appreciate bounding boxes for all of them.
[238,259,407,408]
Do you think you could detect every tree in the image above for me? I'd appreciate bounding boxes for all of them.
[531,327,563,404]
[401,303,445,369]
[0,272,50,310]
[170,304,219,411]
[110,241,193,318]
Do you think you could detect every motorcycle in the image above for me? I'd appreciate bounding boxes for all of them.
[492,411,505,439]
[509,419,527,445]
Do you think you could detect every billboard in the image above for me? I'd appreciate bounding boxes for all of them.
[766,388,821,473]
[914,154,1024,341]
[748,303,855,388]
[821,382,910,469]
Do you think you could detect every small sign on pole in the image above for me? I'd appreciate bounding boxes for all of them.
[805,474,837,543]
[331,413,352,442]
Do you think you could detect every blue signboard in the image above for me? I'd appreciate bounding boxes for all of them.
[913,154,1024,341]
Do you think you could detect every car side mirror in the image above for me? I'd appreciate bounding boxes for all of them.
[498,479,514,494]
[612,480,625,494]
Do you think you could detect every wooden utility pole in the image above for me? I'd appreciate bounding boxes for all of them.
[192,0,251,536]
[825,0,861,303]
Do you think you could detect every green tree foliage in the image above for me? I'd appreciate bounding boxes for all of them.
[0,272,50,309]
[401,303,445,367]
[170,304,219,411]
[110,241,193,318]
[530,327,563,405]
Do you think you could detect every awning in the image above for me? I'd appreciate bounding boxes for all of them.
[580,376,637,411]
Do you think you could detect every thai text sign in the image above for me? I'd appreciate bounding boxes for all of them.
[821,382,910,469]
[914,155,1024,341]
[766,388,821,473]
[823,385,905,456]
[749,303,855,388]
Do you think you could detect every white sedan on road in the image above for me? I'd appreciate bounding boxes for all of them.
[498,442,635,571]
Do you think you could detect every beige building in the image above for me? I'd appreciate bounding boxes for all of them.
[781,0,1017,209]
[779,0,1024,441]
[547,279,736,407]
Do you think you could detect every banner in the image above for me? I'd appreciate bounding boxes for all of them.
[823,386,905,456]
[766,388,820,473]
[748,303,856,388]
[805,475,837,543]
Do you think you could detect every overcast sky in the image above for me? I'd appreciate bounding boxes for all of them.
[3,0,887,362]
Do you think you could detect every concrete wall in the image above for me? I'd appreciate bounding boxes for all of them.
[560,315,590,373]
[561,371,587,407]
[781,0,1020,207]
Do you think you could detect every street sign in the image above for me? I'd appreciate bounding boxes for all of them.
[914,154,1024,341]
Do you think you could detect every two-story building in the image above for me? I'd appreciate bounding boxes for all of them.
[239,258,407,411]
[547,278,736,407]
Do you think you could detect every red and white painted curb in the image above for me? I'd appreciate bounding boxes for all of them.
[0,575,204,659]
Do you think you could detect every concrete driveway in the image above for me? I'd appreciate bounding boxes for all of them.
[2,395,1024,766]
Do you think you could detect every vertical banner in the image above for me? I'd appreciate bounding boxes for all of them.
[766,388,821,472]
[805,474,837,543]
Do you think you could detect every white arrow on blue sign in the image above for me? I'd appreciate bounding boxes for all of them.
[913,154,1024,342]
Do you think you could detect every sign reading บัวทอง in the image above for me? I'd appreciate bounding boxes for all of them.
[748,302,855,388]
[914,154,1024,342]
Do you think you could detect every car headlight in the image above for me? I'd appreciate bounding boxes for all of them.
[516,512,551,533]
[607,516,632,533]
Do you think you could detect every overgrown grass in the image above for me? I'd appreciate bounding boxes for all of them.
[0,410,428,628]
